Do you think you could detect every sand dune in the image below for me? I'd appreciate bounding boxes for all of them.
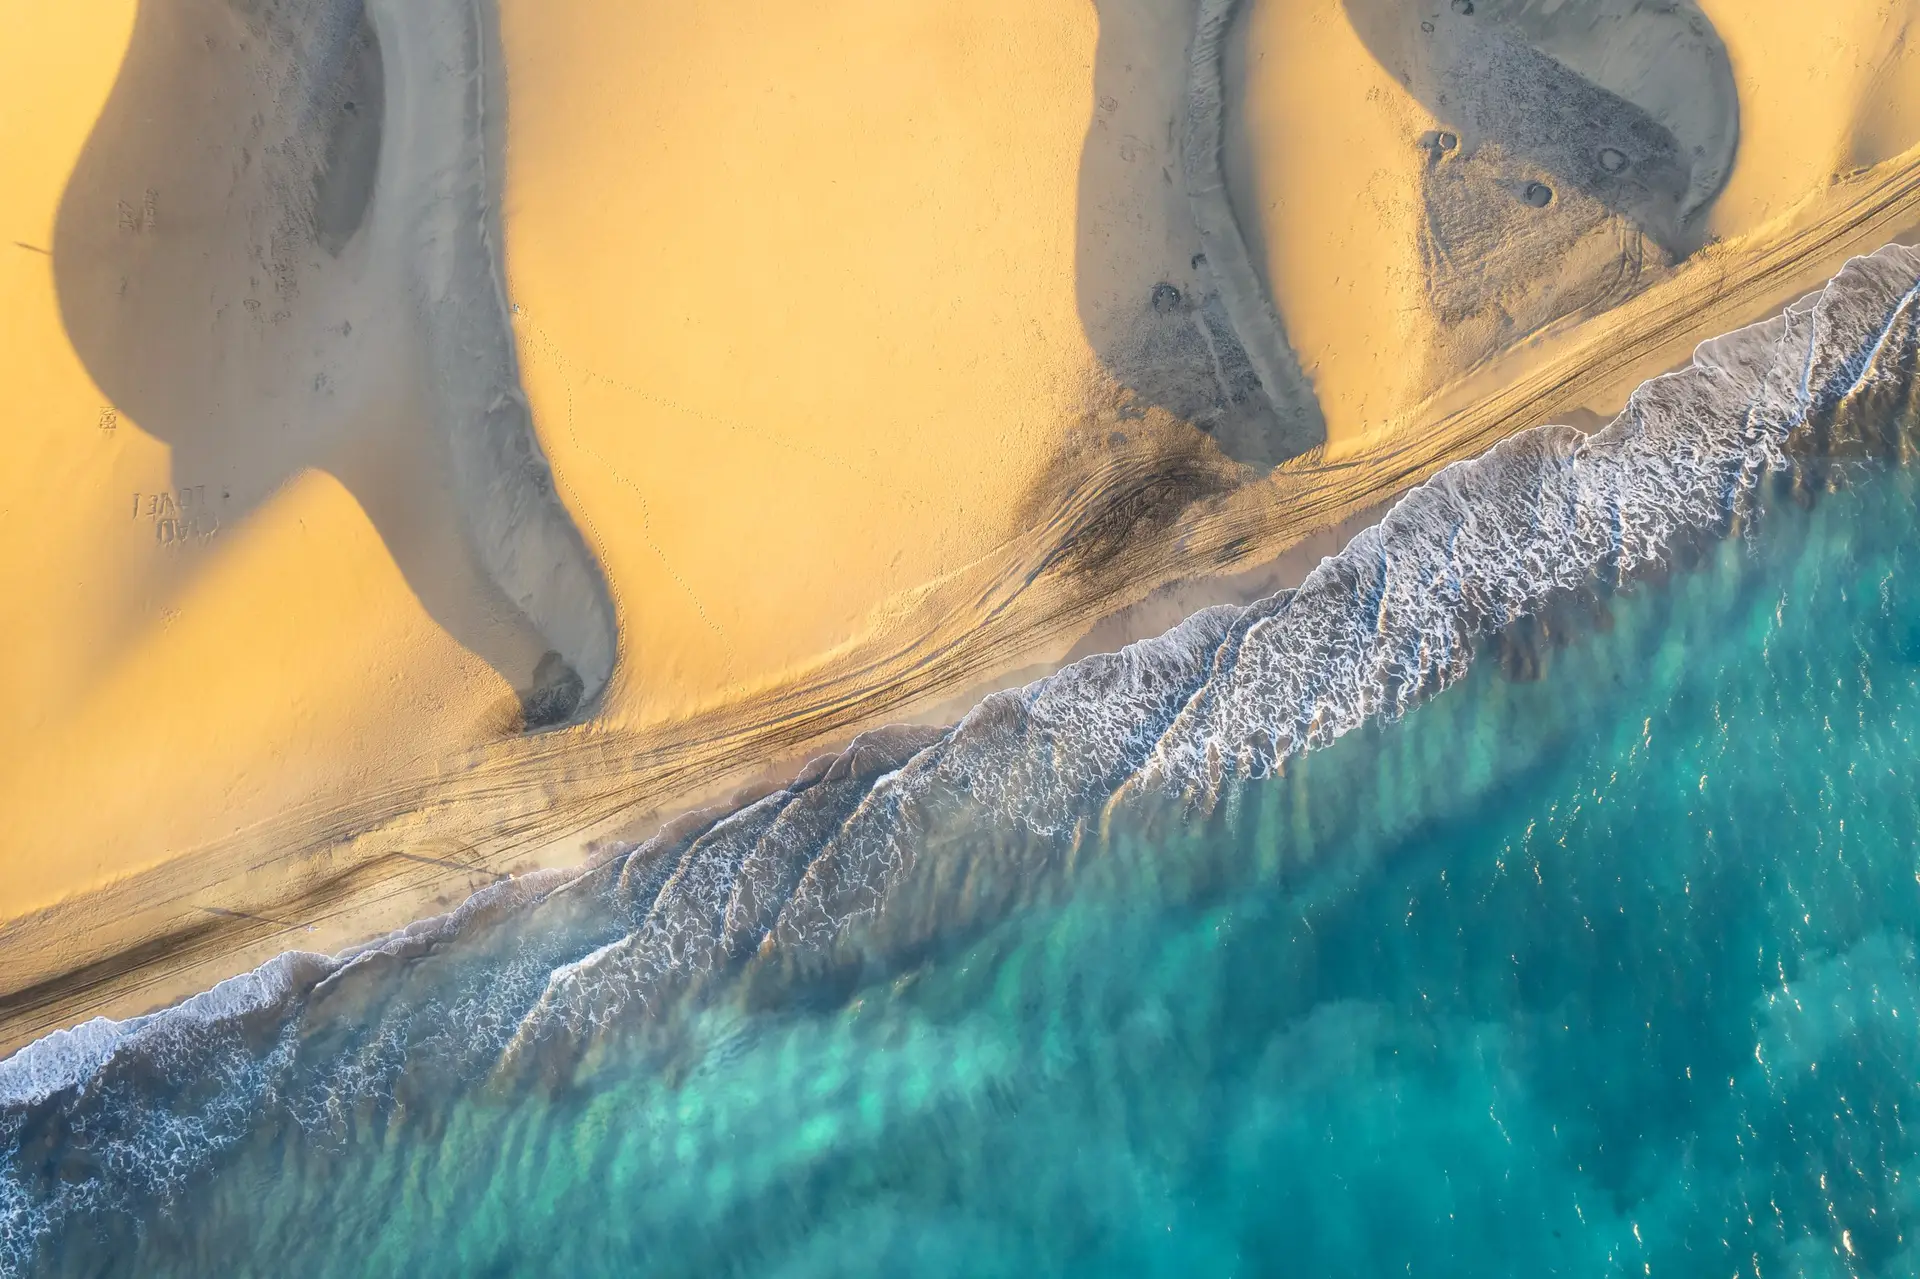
[0,0,613,914]
[4,0,1920,1050]
[1232,0,1920,445]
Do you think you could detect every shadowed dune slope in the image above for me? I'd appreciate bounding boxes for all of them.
[0,0,616,918]
[1228,0,1920,444]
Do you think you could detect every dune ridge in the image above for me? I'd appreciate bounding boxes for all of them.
[1182,0,1325,459]
[377,0,617,711]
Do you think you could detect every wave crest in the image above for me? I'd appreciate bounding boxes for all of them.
[4,243,1919,1270]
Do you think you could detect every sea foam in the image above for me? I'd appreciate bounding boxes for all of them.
[3,243,1918,1272]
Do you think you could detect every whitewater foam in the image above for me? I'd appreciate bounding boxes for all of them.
[3,242,1919,1273]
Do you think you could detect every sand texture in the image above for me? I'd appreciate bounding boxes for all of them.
[3,0,1920,1051]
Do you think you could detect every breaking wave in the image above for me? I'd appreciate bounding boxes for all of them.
[3,242,1919,1272]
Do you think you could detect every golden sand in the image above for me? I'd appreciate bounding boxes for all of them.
[3,0,1920,1049]
[499,0,1101,723]
[0,0,542,915]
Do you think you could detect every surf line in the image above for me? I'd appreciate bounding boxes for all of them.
[5,244,1920,1276]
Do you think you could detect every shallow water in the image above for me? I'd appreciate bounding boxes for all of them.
[26,449,1920,1279]
[8,245,1920,1276]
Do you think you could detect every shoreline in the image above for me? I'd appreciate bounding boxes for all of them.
[0,499,1391,1060]
[7,0,1920,1058]
[7,232,1917,1127]
[5,228,1920,1061]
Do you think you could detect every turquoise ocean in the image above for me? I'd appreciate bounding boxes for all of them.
[7,245,1920,1276]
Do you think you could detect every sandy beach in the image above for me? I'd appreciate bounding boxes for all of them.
[4,0,1920,1053]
